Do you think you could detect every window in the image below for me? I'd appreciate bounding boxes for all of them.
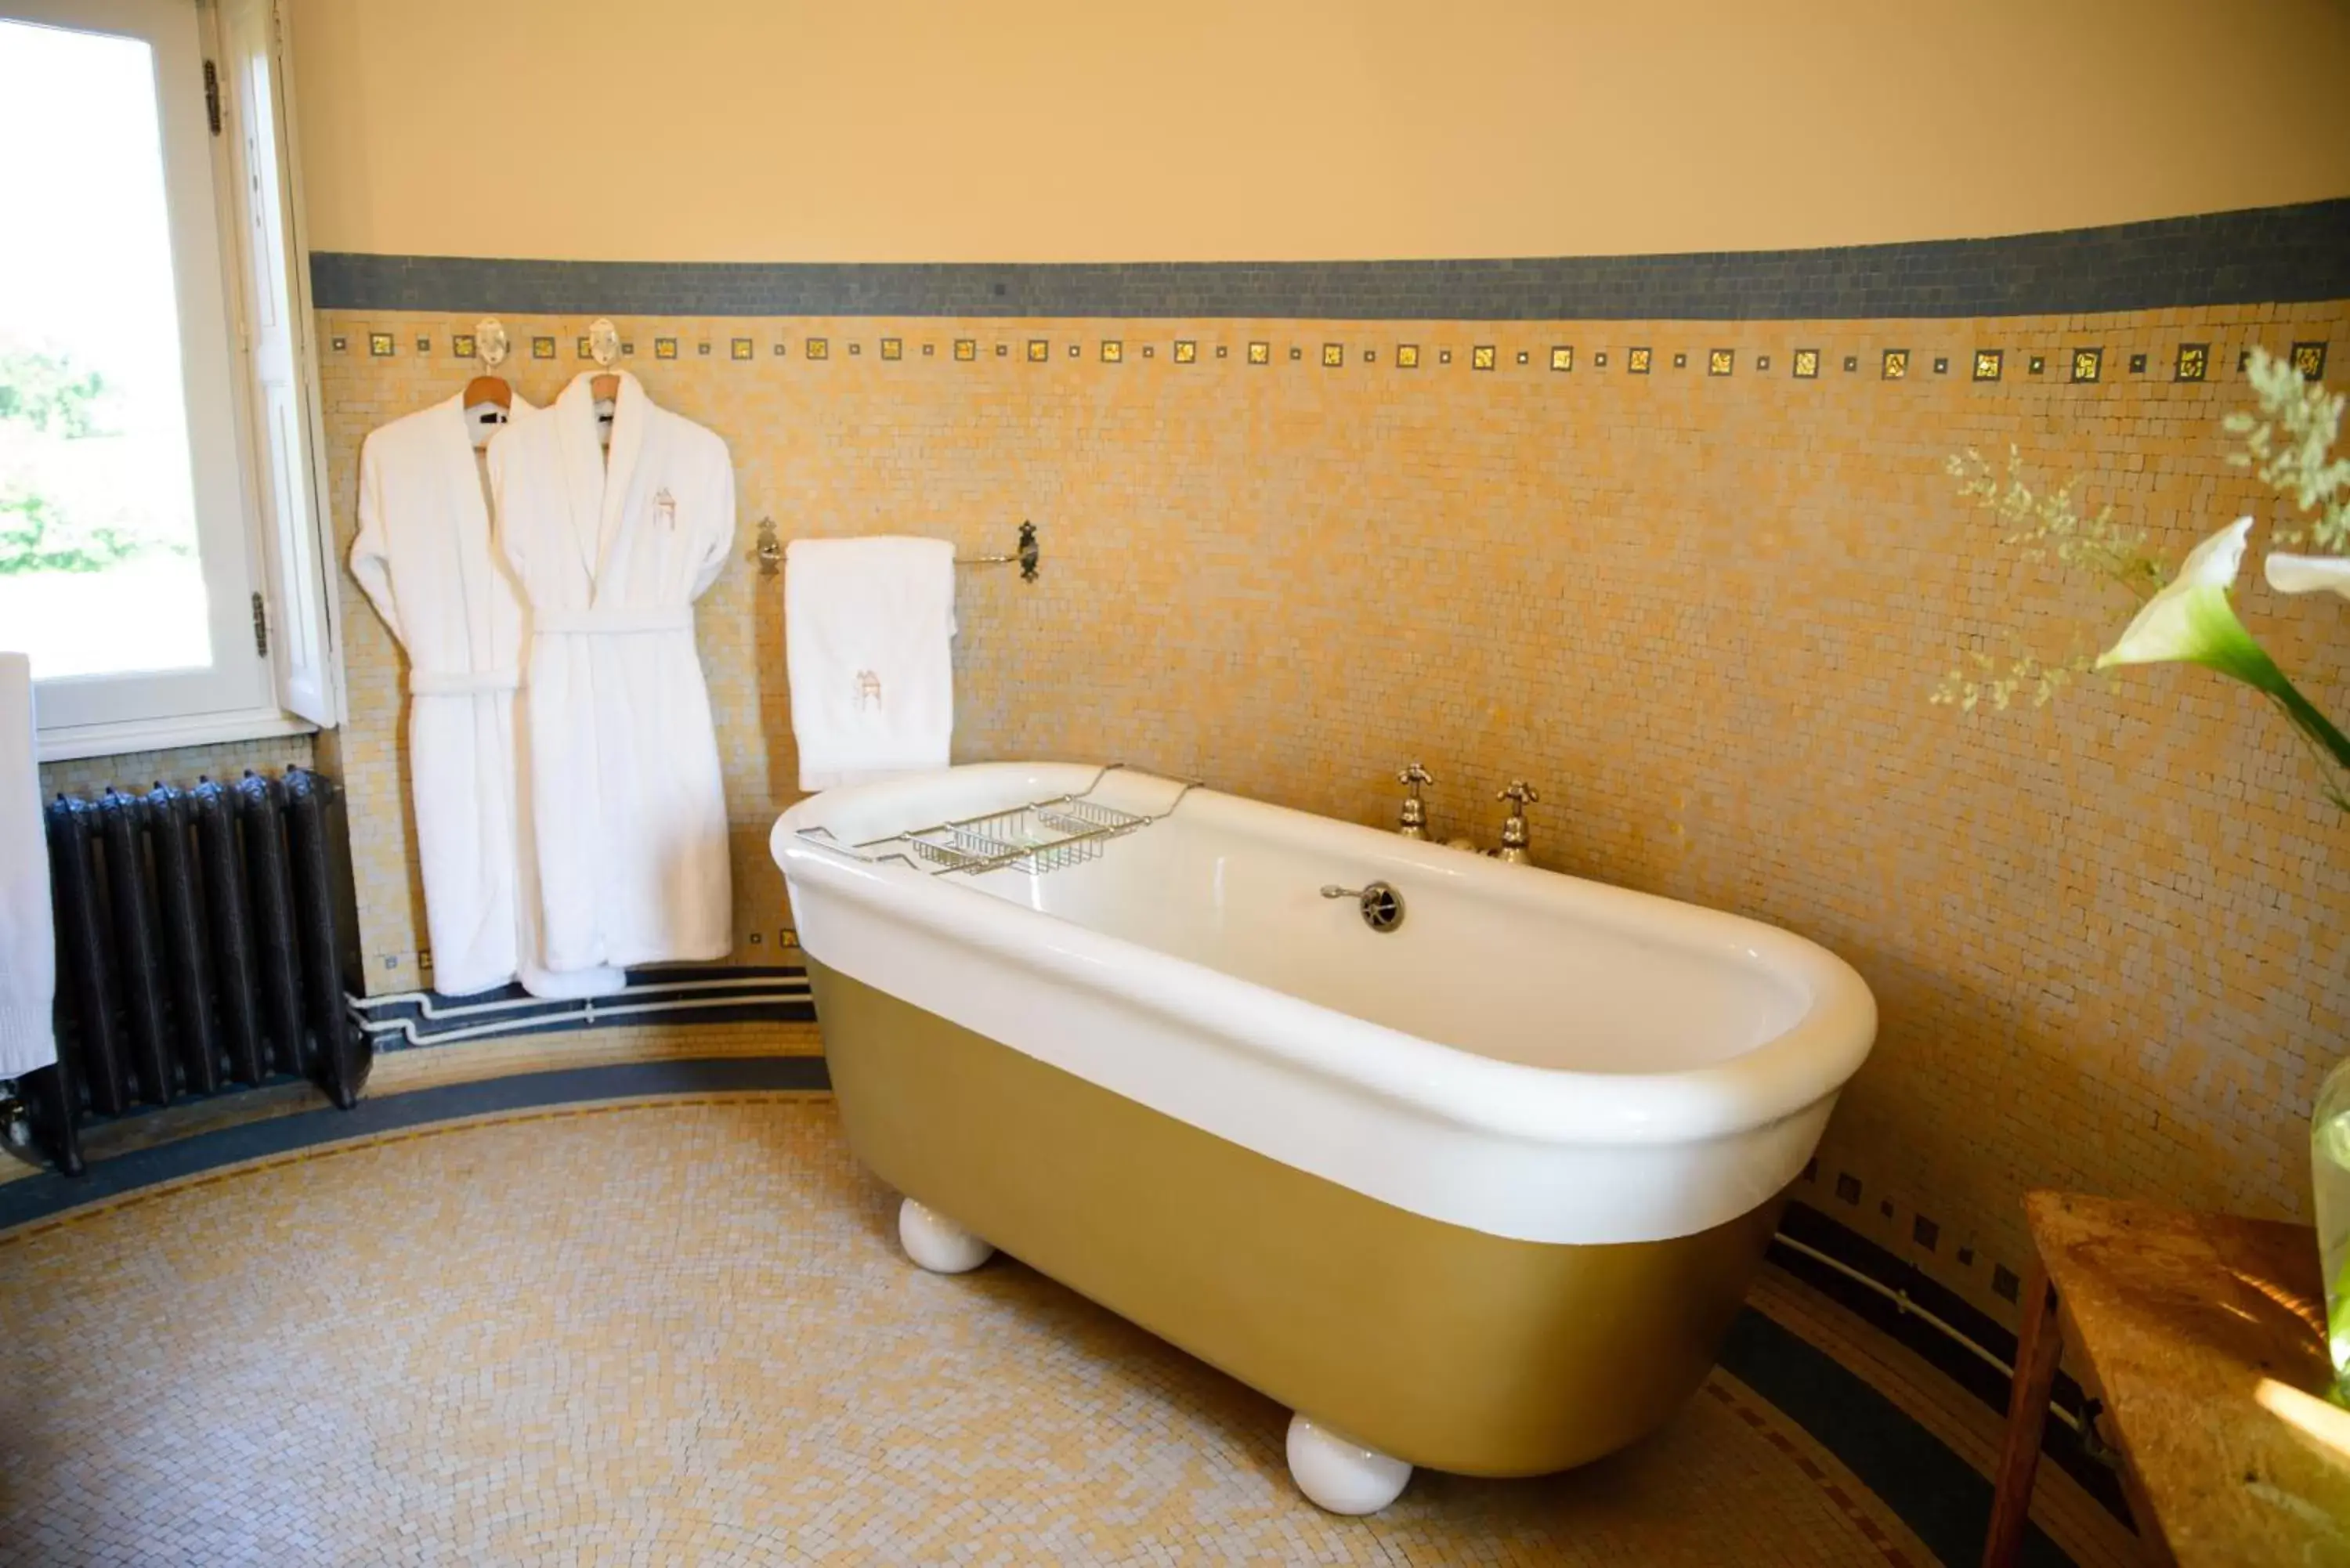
[1,0,337,760]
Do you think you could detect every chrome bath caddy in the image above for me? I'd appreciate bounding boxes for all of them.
[797,764,1201,878]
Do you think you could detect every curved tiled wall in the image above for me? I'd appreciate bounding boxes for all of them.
[306,202,2349,1341]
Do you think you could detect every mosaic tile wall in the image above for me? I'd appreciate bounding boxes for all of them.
[314,301,2350,1331]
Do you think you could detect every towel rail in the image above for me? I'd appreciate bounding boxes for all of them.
[752,519,1039,582]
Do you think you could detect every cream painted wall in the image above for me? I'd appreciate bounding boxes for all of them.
[290,0,2350,263]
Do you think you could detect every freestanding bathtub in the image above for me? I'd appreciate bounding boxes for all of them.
[772,762,1876,1514]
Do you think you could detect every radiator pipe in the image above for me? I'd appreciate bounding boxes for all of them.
[234,772,305,1080]
[45,795,127,1116]
[284,768,365,1109]
[96,789,173,1107]
[349,988,811,1050]
[145,782,222,1097]
[357,973,797,1021]
[1770,1230,2086,1438]
[191,778,267,1087]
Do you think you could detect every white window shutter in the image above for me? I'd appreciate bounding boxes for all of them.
[218,0,342,728]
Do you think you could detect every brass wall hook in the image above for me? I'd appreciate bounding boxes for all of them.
[754,517,782,576]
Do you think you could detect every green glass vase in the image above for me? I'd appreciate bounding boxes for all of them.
[2318,1053,2350,1400]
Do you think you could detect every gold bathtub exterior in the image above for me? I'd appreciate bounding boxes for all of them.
[809,960,1787,1478]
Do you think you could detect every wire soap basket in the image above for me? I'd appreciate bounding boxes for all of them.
[797,764,1201,878]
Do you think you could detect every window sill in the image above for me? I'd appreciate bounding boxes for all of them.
[36,705,322,764]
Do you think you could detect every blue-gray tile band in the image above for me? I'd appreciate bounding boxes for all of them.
[310,198,2350,320]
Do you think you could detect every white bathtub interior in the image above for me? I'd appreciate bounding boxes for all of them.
[796,764,1813,1075]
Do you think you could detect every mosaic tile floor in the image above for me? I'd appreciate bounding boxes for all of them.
[0,1092,2037,1565]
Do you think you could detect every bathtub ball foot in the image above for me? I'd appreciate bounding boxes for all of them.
[1285,1413,1412,1515]
[898,1198,995,1274]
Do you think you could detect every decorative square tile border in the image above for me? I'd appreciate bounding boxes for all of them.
[478,324,2324,406]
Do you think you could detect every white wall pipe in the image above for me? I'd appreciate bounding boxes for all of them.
[1771,1230,2087,1438]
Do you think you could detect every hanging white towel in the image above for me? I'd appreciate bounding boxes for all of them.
[784,537,957,790]
[0,655,56,1081]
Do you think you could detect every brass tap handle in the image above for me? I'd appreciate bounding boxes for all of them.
[1494,781,1538,864]
[1394,762,1434,839]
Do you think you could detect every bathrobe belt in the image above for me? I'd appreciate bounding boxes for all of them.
[533,606,695,636]
[407,666,521,696]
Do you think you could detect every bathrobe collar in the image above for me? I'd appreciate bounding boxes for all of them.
[551,368,648,598]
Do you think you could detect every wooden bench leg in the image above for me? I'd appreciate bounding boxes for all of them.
[1981,1254,2063,1568]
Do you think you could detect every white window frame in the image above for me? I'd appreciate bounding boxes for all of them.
[15,0,340,761]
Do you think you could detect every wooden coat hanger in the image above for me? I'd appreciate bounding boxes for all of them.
[462,374,512,410]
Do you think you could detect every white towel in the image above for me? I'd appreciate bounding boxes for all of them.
[0,654,56,1081]
[785,537,957,791]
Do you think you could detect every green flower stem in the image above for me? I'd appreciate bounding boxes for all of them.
[2335,1257,2350,1398]
[2171,588,2350,789]
[2271,680,2350,776]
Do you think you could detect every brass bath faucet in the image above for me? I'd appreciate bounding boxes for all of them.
[1492,780,1538,865]
[1390,764,1542,864]
[1394,762,1435,839]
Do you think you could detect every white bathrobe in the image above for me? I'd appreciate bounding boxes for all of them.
[0,653,56,1081]
[350,394,624,999]
[488,371,735,972]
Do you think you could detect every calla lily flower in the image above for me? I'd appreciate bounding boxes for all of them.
[2093,516,2350,788]
[2094,518,2267,679]
[2265,553,2350,600]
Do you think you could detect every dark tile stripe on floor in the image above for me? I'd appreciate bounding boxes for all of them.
[0,1056,830,1233]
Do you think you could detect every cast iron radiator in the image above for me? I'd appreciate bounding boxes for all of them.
[15,766,371,1177]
